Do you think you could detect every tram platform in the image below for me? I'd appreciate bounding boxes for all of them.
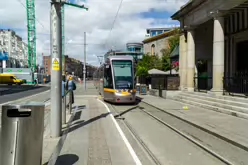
[44,94,139,165]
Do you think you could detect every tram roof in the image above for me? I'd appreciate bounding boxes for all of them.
[106,55,134,60]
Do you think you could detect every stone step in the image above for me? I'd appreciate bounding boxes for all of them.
[172,97,248,120]
[177,95,248,115]
[184,91,248,104]
[181,92,248,109]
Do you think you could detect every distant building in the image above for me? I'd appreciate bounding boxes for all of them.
[0,29,28,68]
[126,43,143,53]
[43,55,51,75]
[145,28,173,38]
[104,50,142,63]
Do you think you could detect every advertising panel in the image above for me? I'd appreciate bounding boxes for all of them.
[0,51,8,60]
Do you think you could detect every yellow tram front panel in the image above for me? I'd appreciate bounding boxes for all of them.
[103,88,136,103]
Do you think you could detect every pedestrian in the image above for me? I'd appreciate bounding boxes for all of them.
[62,75,66,98]
[35,77,39,86]
[66,76,76,104]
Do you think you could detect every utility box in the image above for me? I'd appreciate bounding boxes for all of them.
[140,84,147,95]
[1,102,45,165]
[136,84,140,94]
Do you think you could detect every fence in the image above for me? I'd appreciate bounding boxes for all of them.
[151,75,179,90]
[223,72,248,96]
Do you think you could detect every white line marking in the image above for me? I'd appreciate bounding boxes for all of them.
[97,99,142,165]
[0,90,50,106]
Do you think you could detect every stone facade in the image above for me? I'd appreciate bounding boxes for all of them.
[143,37,169,57]
[143,29,178,58]
[172,0,248,96]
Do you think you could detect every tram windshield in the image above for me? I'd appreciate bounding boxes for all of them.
[112,60,133,89]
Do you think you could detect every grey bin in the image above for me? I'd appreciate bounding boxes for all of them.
[1,102,45,165]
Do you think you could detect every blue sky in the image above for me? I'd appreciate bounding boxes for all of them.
[0,0,185,66]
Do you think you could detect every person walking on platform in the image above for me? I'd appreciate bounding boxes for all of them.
[66,76,76,104]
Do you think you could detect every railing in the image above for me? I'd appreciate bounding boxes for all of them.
[194,77,212,92]
[223,72,248,96]
[151,75,179,90]
[62,89,73,124]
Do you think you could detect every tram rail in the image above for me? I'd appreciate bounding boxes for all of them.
[107,100,248,165]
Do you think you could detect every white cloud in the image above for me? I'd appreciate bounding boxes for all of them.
[0,0,187,67]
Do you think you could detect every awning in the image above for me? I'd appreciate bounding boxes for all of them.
[148,69,168,75]
[170,44,179,58]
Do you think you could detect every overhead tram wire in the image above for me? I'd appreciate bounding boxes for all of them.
[16,0,49,32]
[104,0,124,49]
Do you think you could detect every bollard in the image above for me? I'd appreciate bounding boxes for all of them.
[1,102,45,165]
[62,96,66,124]
[69,91,72,114]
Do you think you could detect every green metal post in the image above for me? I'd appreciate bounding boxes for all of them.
[26,0,36,83]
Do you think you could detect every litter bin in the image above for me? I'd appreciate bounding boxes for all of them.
[1,102,45,165]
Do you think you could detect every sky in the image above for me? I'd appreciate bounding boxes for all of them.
[0,0,187,67]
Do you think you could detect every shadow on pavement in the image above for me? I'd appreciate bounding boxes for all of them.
[43,154,79,165]
[55,154,79,165]
[114,106,139,118]
[65,112,110,134]
[0,85,48,96]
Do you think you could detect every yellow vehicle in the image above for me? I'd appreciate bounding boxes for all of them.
[0,74,24,85]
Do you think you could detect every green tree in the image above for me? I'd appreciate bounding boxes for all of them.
[136,53,162,77]
[160,28,180,72]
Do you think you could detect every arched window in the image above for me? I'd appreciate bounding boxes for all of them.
[151,44,155,56]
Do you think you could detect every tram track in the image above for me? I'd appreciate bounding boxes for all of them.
[109,103,162,165]
[107,100,248,165]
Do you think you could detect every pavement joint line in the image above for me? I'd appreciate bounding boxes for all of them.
[0,90,50,106]
[97,99,142,165]
[141,108,234,165]
[139,98,248,152]
[47,106,77,165]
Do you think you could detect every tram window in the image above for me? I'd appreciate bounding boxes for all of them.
[112,60,133,89]
[104,65,113,88]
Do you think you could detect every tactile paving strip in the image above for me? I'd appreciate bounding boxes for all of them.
[87,99,112,165]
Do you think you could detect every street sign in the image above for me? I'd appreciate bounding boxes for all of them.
[52,58,60,71]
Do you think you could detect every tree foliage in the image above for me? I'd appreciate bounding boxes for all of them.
[136,53,162,77]
[161,28,180,72]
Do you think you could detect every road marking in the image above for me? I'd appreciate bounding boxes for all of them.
[97,99,142,165]
[0,90,50,107]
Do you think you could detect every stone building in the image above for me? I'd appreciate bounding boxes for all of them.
[142,28,178,57]
[172,0,248,96]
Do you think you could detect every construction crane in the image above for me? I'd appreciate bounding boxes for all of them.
[26,0,36,72]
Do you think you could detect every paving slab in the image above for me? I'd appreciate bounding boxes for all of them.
[137,94,248,150]
[47,96,137,165]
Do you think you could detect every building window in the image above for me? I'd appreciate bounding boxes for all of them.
[151,44,155,56]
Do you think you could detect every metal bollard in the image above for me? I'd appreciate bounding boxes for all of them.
[69,91,72,114]
[62,96,66,124]
[1,102,45,165]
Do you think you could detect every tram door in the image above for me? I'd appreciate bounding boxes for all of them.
[103,64,114,101]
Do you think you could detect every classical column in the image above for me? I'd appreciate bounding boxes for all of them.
[211,16,224,93]
[187,30,195,92]
[179,34,187,90]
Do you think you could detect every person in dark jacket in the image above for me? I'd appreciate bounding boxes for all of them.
[66,76,76,104]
